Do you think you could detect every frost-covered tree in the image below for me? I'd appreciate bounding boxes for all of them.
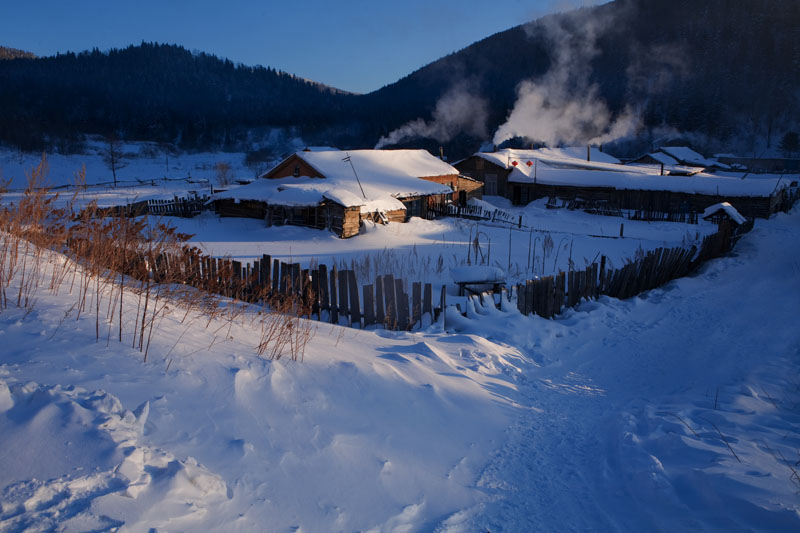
[102,136,128,187]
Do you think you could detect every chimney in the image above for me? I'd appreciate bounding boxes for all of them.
[439,146,445,160]
[587,145,591,162]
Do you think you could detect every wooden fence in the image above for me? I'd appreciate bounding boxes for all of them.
[512,219,752,319]
[628,209,699,224]
[427,201,523,227]
[62,210,753,334]
[66,238,446,331]
[146,195,210,217]
[88,194,210,219]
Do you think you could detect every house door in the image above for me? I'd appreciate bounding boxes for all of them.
[484,174,497,196]
[512,186,521,204]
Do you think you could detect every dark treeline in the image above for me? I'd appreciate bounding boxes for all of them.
[1,0,798,158]
[0,43,353,152]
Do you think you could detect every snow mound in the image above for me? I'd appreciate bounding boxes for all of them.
[0,380,228,531]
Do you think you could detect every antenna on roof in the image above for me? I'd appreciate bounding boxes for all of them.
[342,152,367,199]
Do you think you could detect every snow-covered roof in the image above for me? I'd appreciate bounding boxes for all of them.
[508,160,785,198]
[217,149,454,213]
[292,149,458,183]
[646,152,679,166]
[475,147,621,171]
[659,147,731,169]
[212,176,407,213]
[702,202,748,224]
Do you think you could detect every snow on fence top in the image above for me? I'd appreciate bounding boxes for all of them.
[508,160,784,198]
[216,149,455,212]
[702,202,748,224]
[450,265,505,284]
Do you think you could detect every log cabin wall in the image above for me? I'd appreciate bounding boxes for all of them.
[514,183,777,219]
[264,154,323,180]
[454,156,511,197]
[215,199,268,218]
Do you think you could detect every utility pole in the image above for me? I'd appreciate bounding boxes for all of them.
[342,153,367,199]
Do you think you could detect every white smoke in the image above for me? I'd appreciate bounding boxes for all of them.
[494,8,640,147]
[375,84,489,149]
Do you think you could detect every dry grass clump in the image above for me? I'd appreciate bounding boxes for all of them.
[1,154,314,363]
[256,294,315,362]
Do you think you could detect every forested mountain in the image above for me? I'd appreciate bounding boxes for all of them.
[1,0,798,157]
[0,43,353,152]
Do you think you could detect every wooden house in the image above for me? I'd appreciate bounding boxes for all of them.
[455,147,788,218]
[213,149,464,238]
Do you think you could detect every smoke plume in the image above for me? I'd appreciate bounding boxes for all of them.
[493,8,641,147]
[375,84,489,149]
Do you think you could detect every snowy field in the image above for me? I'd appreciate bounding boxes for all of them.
[1,147,798,531]
[0,141,256,190]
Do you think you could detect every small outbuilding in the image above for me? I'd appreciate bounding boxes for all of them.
[701,202,748,225]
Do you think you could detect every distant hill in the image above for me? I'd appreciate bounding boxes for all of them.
[361,0,800,156]
[0,46,35,60]
[0,43,354,151]
[1,0,798,157]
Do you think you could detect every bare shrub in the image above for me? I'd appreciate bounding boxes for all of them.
[215,162,233,187]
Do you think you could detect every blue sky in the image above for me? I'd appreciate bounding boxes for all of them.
[1,0,603,94]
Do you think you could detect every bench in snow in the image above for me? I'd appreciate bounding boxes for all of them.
[450,266,506,296]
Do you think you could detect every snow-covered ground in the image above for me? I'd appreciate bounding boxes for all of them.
[0,142,258,191]
[1,147,798,531]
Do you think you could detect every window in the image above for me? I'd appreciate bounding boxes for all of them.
[293,165,300,177]
[476,158,485,170]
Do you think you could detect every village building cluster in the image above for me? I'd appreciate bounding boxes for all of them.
[209,145,796,238]
[454,146,794,219]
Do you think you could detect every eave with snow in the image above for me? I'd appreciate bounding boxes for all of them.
[212,149,475,238]
[657,146,731,171]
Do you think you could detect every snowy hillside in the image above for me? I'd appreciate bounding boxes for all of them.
[1,171,798,529]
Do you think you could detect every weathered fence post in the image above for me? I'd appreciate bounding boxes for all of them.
[348,270,361,328]
[383,275,396,329]
[363,284,375,327]
[338,269,349,324]
[272,259,280,293]
[412,282,422,328]
[439,285,447,329]
[423,283,432,320]
[375,276,385,326]
[329,266,338,324]
[318,264,329,313]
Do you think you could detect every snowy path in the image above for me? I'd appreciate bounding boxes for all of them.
[458,210,800,531]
